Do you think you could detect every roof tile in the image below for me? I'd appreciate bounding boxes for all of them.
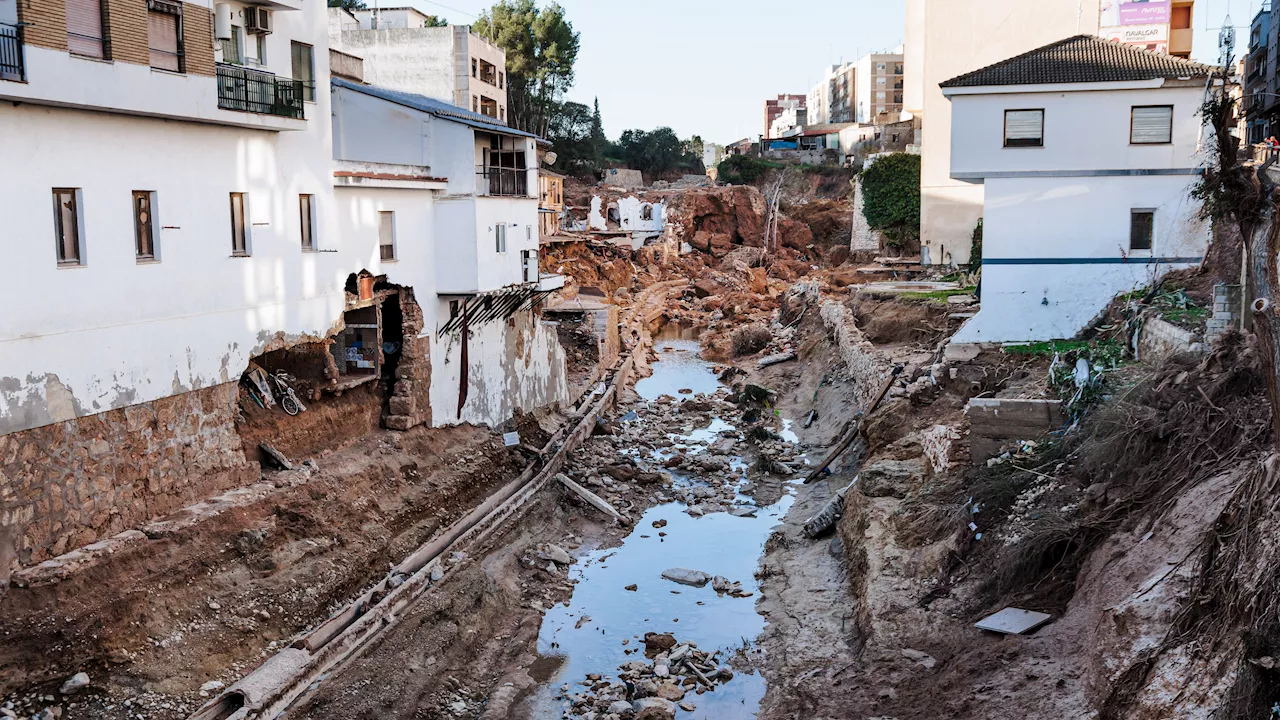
[940,35,1215,89]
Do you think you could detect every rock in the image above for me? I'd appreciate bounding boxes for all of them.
[678,701,697,712]
[632,697,678,720]
[654,664,670,678]
[644,632,678,651]
[538,544,573,566]
[199,680,226,694]
[901,648,938,669]
[711,576,733,593]
[429,564,445,582]
[608,700,634,715]
[661,568,711,587]
[728,506,757,518]
[654,681,685,701]
[59,672,90,695]
[859,458,925,499]
[625,584,638,591]
[651,519,667,529]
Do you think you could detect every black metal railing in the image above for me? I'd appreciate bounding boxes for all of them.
[477,165,529,197]
[0,22,23,82]
[216,63,305,119]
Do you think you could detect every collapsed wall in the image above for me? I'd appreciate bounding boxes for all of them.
[819,300,895,407]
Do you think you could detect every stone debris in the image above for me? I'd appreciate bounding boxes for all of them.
[539,544,574,566]
[554,636,736,719]
[57,674,88,696]
[660,568,711,587]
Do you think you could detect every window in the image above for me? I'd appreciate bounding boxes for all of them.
[220,25,241,64]
[133,191,158,260]
[291,41,315,101]
[1004,109,1044,147]
[378,210,395,260]
[299,194,314,250]
[1131,105,1173,145]
[495,223,507,253]
[254,33,267,66]
[229,192,249,256]
[52,188,83,266]
[471,57,477,78]
[1130,210,1154,251]
[147,0,183,72]
[67,0,107,59]
[641,204,653,221]
[473,95,478,112]
[499,71,504,89]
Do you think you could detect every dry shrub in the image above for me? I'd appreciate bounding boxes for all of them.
[985,333,1268,610]
[731,324,772,357]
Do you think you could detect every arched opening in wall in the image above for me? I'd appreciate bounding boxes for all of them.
[641,204,653,221]
[233,272,430,466]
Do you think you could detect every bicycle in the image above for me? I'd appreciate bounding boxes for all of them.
[266,370,306,416]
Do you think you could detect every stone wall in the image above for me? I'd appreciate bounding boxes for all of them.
[1137,315,1204,365]
[820,300,894,409]
[1205,282,1242,347]
[850,178,882,252]
[386,289,433,431]
[1,383,256,576]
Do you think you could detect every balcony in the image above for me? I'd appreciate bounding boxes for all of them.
[216,63,304,119]
[477,165,529,197]
[0,22,23,82]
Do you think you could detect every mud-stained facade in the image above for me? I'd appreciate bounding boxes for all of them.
[430,308,568,428]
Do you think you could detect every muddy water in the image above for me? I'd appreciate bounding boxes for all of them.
[527,329,796,719]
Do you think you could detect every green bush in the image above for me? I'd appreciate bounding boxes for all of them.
[716,155,785,185]
[860,153,921,247]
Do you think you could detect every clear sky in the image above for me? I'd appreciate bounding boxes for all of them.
[396,0,1257,145]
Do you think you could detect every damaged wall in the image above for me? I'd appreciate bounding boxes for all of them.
[820,300,895,408]
[429,303,569,428]
[1,383,256,575]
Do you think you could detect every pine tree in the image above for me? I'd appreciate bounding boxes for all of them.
[590,98,606,166]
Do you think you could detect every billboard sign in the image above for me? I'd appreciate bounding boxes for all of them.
[1101,23,1170,53]
[1100,0,1172,27]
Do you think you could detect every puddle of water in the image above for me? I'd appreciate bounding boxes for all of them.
[528,326,796,719]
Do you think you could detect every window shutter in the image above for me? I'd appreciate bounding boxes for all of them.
[1132,106,1173,144]
[1005,110,1043,146]
[378,211,394,259]
[66,0,105,58]
[149,11,180,71]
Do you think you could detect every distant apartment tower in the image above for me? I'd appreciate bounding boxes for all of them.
[809,63,857,125]
[328,8,509,123]
[854,52,904,123]
[1245,5,1277,144]
[764,94,806,138]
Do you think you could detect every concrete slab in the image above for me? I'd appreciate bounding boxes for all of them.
[974,607,1053,635]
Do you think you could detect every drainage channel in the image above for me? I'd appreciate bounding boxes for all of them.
[524,326,799,719]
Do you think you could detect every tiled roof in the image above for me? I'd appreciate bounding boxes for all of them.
[940,35,1215,88]
[331,77,543,141]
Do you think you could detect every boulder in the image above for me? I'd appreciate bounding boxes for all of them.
[643,632,677,651]
[632,697,678,720]
[661,568,711,587]
[537,544,573,566]
[59,673,89,695]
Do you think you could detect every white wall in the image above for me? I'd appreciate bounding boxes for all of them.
[903,0,926,116]
[947,83,1205,178]
[331,25,457,107]
[952,174,1208,343]
[0,2,345,435]
[919,0,1101,267]
[473,196,539,291]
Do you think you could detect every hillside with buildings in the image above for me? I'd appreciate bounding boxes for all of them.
[4,1,1280,720]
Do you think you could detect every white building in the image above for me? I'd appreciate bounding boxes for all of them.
[945,36,1213,344]
[770,105,807,138]
[0,0,565,575]
[327,8,509,123]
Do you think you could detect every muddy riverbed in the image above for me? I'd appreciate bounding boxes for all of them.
[520,328,808,719]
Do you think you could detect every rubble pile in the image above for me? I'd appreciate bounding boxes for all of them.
[555,634,735,720]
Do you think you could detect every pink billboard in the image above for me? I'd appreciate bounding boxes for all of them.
[1118,0,1171,26]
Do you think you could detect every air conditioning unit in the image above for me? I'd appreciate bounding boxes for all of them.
[244,7,272,35]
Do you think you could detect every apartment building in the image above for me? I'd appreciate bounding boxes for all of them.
[914,0,1195,267]
[853,52,904,123]
[945,37,1211,343]
[769,104,807,138]
[1246,7,1273,144]
[763,93,805,139]
[808,62,857,125]
[327,8,509,124]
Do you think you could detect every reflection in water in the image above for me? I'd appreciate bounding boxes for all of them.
[529,327,792,719]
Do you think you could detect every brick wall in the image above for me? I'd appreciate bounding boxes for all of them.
[0,383,257,574]
[183,2,215,76]
[1137,315,1204,364]
[18,0,69,52]
[101,0,148,65]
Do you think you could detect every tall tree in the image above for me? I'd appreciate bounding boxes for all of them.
[327,0,366,10]
[473,1,580,137]
[590,98,607,165]
[547,100,597,177]
[423,15,447,26]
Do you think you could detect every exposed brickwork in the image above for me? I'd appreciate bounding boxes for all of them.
[1206,282,1242,346]
[102,0,149,65]
[182,2,215,76]
[385,290,434,431]
[0,383,257,573]
[17,0,69,52]
[1138,314,1205,364]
